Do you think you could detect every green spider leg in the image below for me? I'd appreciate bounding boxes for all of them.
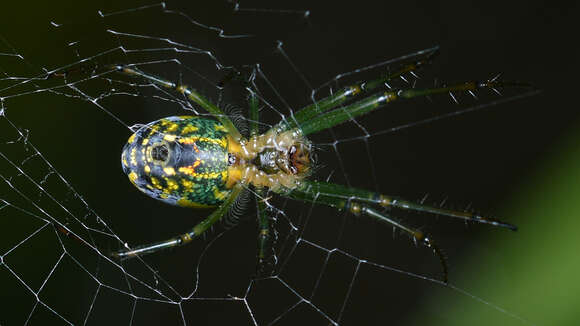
[298,78,531,136]
[255,187,277,275]
[248,89,277,275]
[113,185,243,259]
[286,180,517,283]
[271,46,530,136]
[278,46,440,132]
[114,65,243,141]
[267,50,524,282]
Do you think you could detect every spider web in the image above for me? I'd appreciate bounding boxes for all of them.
[0,1,544,325]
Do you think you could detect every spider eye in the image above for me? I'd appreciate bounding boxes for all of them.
[151,143,169,163]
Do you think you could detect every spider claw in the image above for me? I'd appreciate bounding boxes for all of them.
[422,236,449,284]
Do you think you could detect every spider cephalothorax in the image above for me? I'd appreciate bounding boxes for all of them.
[226,128,312,191]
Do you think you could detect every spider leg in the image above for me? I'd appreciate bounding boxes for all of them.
[285,180,519,283]
[278,46,440,132]
[291,181,517,230]
[298,79,532,136]
[361,206,449,284]
[248,89,260,136]
[114,65,242,140]
[112,185,243,259]
[255,187,277,276]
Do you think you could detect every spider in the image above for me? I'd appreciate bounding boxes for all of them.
[112,47,526,283]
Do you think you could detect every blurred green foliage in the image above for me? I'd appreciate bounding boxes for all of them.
[411,123,580,326]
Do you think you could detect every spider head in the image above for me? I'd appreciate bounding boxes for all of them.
[286,142,311,175]
[251,140,311,176]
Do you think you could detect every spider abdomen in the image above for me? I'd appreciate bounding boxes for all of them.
[121,116,232,208]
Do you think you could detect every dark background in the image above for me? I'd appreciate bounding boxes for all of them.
[1,1,578,325]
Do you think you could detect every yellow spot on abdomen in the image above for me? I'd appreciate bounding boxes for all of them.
[128,172,138,184]
[181,124,199,134]
[178,160,201,176]
[130,147,137,166]
[181,179,195,191]
[179,136,226,148]
[178,136,199,145]
[165,178,179,191]
[148,124,160,136]
[151,177,163,190]
[164,134,177,142]
[166,123,179,132]
[127,133,136,144]
[163,167,176,176]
